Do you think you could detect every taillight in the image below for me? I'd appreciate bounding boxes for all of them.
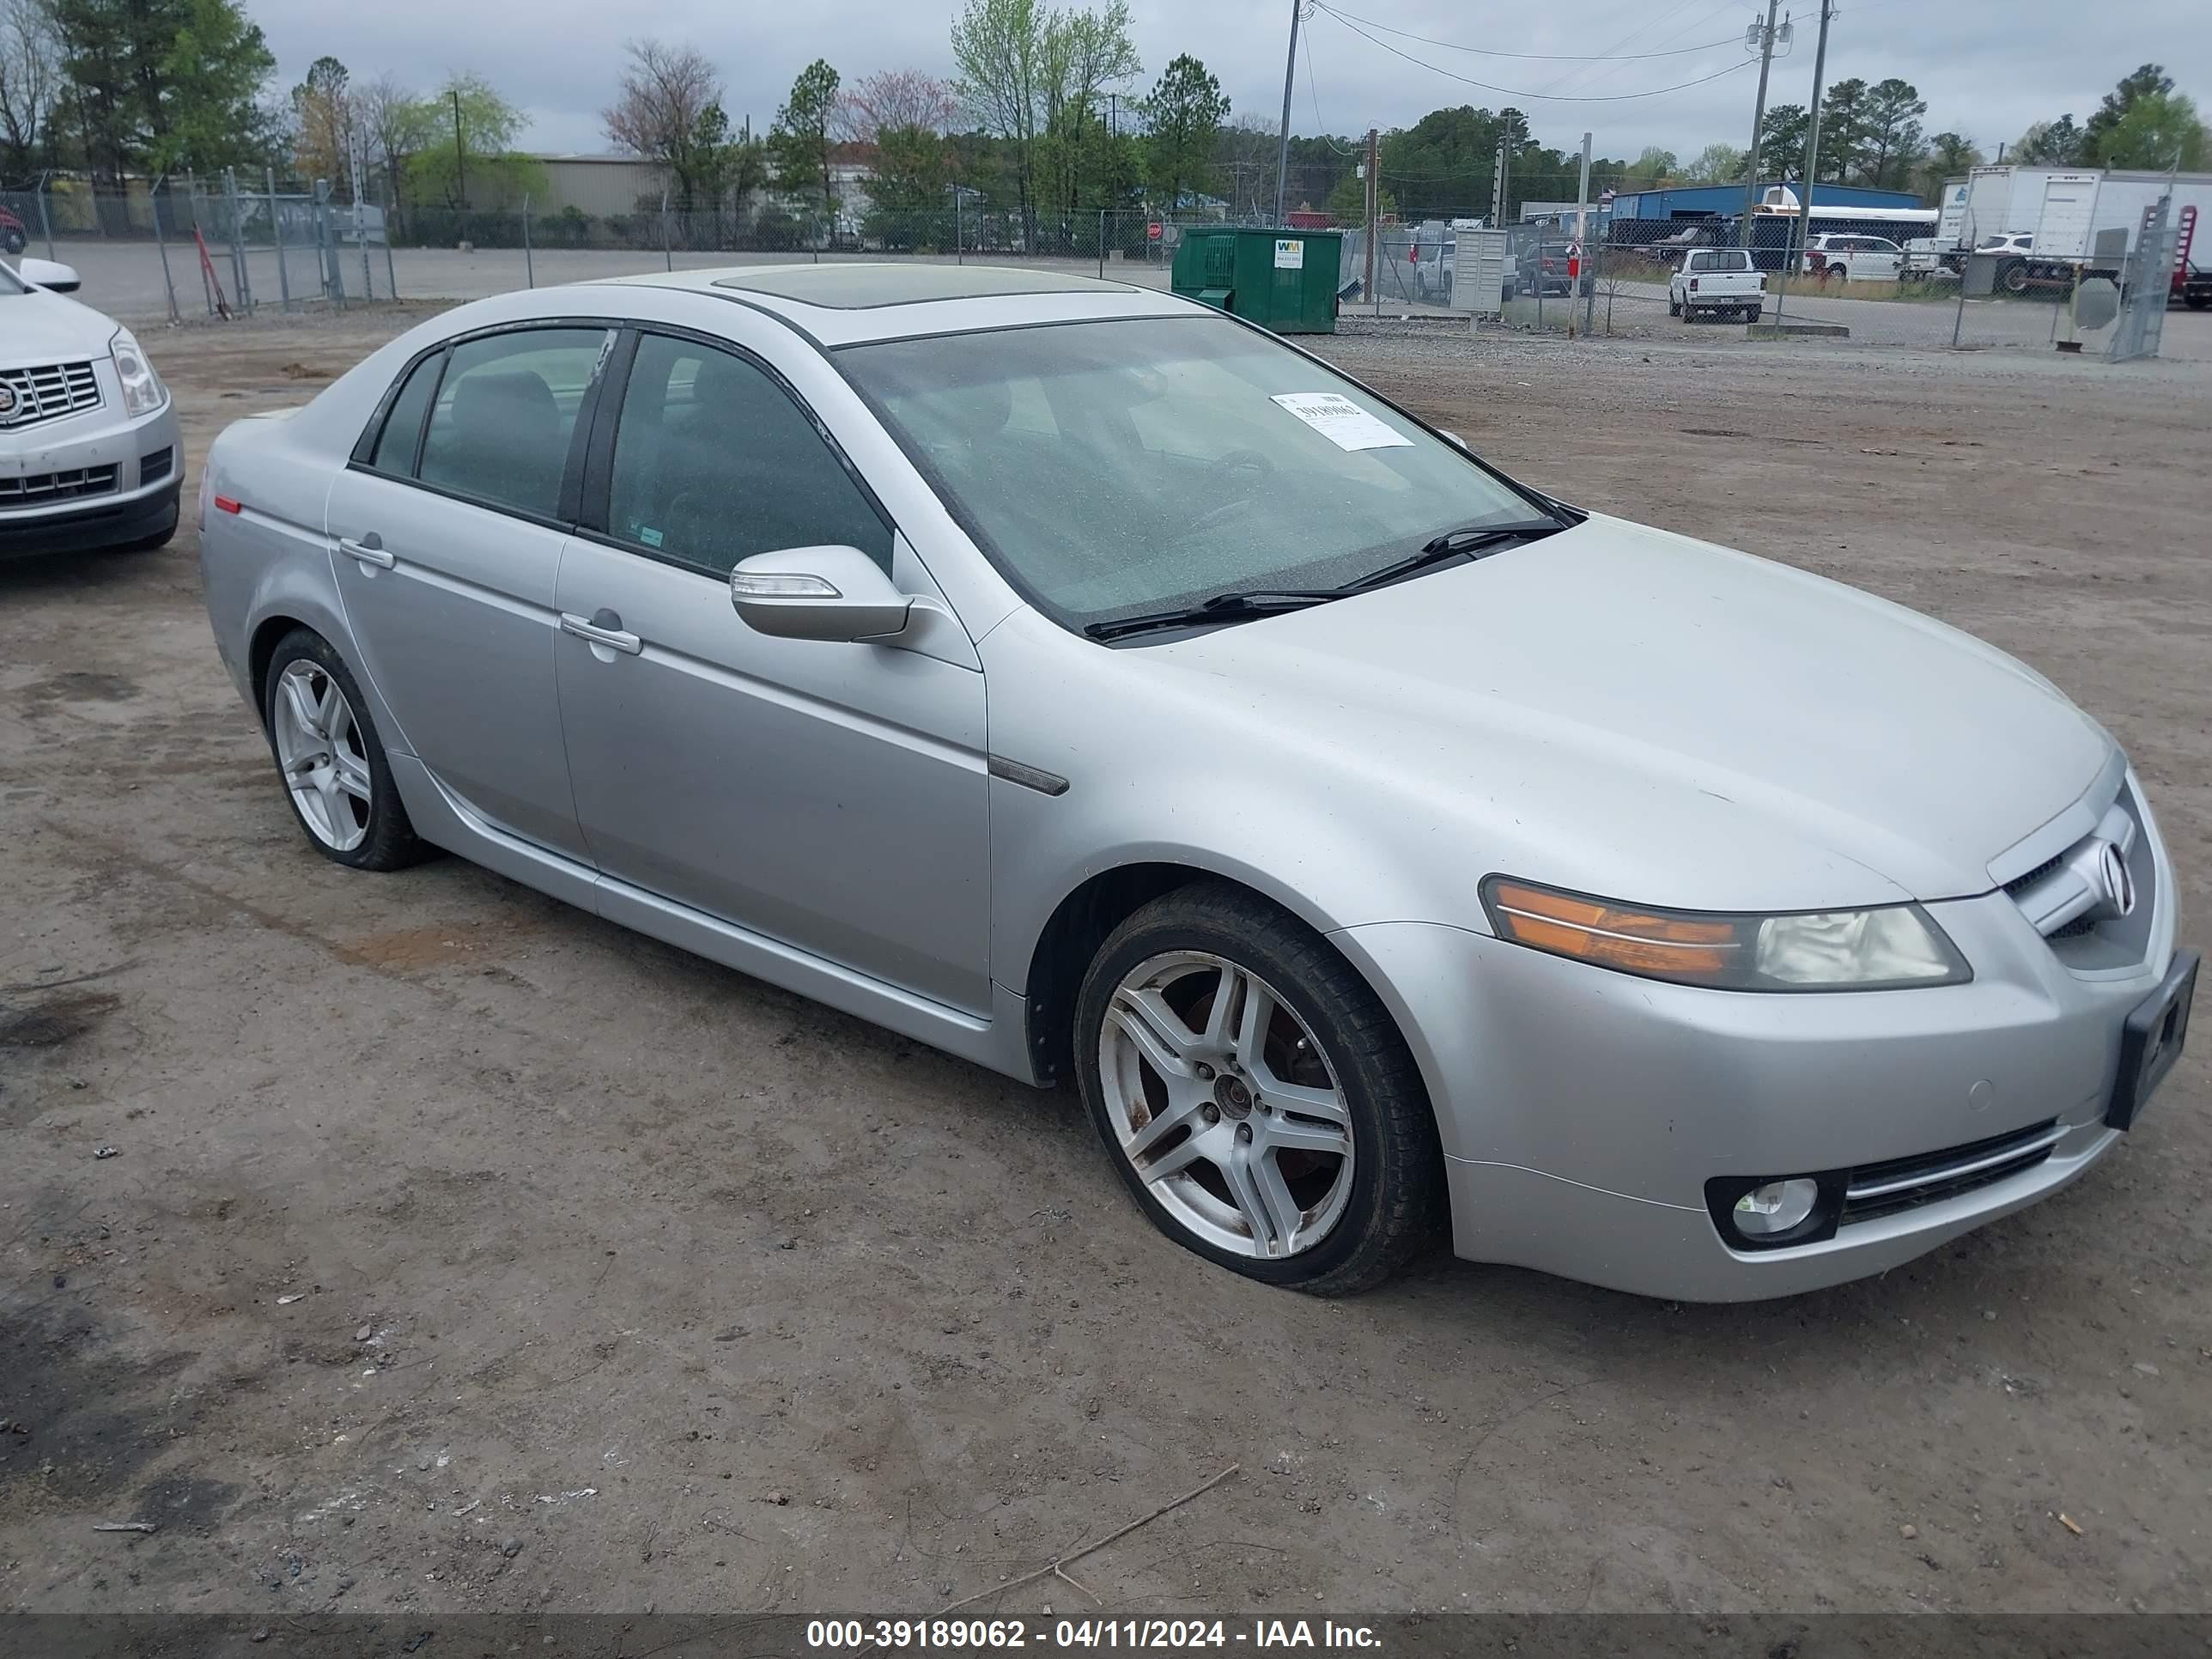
[1689,276,1699,291]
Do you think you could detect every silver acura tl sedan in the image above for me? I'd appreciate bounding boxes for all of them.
[196,264,2197,1299]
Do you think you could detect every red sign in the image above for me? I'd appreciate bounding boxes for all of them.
[1146,222,1163,240]
[1567,241,1582,281]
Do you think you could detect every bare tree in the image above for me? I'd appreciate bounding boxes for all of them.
[833,69,957,146]
[0,0,58,179]
[357,73,434,211]
[604,38,738,213]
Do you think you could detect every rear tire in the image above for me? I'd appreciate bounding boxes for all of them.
[0,227,23,255]
[260,629,430,872]
[1668,297,1681,317]
[1074,882,1443,1295]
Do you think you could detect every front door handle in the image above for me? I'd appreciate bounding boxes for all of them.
[337,532,394,569]
[560,609,642,656]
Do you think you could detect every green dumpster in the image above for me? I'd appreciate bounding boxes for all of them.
[1170,227,1340,334]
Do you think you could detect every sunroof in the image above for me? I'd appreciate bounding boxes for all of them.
[709,263,1129,308]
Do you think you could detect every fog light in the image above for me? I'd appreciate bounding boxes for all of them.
[1733,1178,1821,1237]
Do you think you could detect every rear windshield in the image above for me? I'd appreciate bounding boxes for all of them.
[1689,251,1751,272]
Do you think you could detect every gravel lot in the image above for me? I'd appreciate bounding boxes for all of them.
[3,306,2209,1618]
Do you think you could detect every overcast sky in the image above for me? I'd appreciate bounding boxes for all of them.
[255,0,2212,167]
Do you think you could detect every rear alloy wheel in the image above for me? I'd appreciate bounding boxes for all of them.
[1077,884,1441,1293]
[263,630,428,871]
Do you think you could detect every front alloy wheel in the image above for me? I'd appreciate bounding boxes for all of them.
[1099,951,1356,1261]
[1076,884,1443,1293]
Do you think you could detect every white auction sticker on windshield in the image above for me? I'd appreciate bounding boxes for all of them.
[1270,392,1413,452]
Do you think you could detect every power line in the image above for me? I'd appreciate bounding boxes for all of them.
[1318,8,1759,103]
[1316,4,1743,61]
[1540,0,1730,98]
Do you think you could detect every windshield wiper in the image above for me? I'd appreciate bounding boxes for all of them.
[1342,519,1569,592]
[1084,588,1343,641]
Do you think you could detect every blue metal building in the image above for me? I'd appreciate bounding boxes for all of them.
[1609,182,1924,221]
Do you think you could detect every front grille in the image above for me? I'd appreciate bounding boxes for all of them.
[1998,776,2157,968]
[1839,1119,2063,1225]
[0,360,102,428]
[0,464,118,506]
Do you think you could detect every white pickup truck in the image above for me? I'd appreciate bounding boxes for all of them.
[1668,247,1765,322]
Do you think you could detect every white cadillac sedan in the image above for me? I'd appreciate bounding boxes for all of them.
[197,264,2195,1298]
[2,257,181,558]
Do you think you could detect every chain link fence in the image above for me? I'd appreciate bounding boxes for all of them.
[5,175,2199,360]
[3,172,398,320]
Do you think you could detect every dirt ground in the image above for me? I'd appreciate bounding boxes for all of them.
[3,307,2209,1619]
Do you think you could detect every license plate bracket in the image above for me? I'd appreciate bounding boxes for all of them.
[2107,951,2197,1131]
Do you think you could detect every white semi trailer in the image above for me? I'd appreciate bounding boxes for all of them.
[1959,165,2212,295]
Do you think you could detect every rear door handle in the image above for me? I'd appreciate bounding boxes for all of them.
[560,610,642,656]
[337,532,394,569]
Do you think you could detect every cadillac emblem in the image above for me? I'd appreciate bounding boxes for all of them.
[0,383,16,419]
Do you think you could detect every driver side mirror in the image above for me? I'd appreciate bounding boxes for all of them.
[730,544,914,642]
[17,257,82,293]
[1440,429,1469,451]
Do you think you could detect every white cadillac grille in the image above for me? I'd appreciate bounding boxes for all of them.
[0,462,118,505]
[0,361,102,428]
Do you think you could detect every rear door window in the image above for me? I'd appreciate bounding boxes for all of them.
[366,352,442,477]
[417,328,610,520]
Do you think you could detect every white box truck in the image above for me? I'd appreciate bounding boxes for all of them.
[1961,165,2212,295]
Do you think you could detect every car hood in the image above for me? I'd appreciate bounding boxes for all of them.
[0,285,116,372]
[1143,513,2112,909]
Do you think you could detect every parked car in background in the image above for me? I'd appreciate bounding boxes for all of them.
[3,256,182,559]
[0,206,27,255]
[198,264,2192,1302]
[2179,260,2212,310]
[1804,233,1905,283]
[1901,238,1963,282]
[1669,247,1765,322]
[1516,240,1594,298]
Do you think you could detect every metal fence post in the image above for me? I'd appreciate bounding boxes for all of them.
[35,174,54,259]
[149,180,180,325]
[1950,210,1972,349]
[662,189,672,271]
[224,167,252,313]
[1097,209,1106,279]
[267,167,291,310]
[319,179,346,309]
[523,195,535,288]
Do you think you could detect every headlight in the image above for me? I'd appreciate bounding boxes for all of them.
[109,327,167,417]
[1480,877,1971,992]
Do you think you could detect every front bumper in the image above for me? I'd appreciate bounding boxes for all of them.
[1334,811,2182,1301]
[1,393,182,557]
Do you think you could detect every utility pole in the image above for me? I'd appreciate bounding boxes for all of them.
[1364,126,1378,315]
[452,88,467,210]
[1273,0,1302,225]
[1574,131,1593,337]
[1739,0,1784,246]
[1774,0,1835,329]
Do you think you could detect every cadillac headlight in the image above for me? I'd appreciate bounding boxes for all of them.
[1480,878,1971,992]
[109,327,167,416]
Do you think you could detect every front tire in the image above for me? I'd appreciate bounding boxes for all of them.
[1075,884,1443,1295]
[1,227,23,255]
[261,629,428,872]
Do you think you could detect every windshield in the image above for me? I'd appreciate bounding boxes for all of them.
[839,314,1546,632]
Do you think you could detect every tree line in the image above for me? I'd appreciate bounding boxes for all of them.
[2,0,2206,236]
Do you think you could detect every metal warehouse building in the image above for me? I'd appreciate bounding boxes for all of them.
[1609,182,1924,221]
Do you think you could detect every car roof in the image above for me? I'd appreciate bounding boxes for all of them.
[589,262,1196,347]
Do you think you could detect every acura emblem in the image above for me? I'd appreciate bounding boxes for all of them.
[2093,841,2136,920]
